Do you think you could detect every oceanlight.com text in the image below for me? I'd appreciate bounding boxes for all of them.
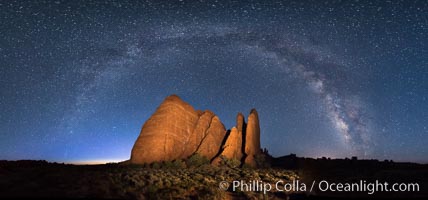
[219,180,420,195]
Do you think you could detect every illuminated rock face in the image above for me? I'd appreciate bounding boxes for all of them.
[130,95,201,164]
[130,95,261,167]
[213,111,261,167]
[214,114,244,162]
[244,109,261,167]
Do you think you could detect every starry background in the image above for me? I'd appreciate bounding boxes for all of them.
[1,0,427,164]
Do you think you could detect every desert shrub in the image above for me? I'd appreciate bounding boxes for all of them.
[172,159,187,168]
[142,163,150,168]
[145,185,159,199]
[241,163,253,169]
[195,187,223,200]
[151,162,161,169]
[255,154,271,168]
[127,163,144,169]
[186,153,210,167]
[219,156,241,168]
[162,161,174,169]
[163,159,186,169]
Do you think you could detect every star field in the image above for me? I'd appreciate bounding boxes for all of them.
[0,0,427,163]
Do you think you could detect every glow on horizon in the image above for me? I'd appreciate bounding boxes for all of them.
[66,159,126,165]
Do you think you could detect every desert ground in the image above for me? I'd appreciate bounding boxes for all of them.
[1,157,427,199]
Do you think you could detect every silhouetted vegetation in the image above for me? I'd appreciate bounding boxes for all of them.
[186,153,210,167]
[218,156,241,168]
[1,158,427,199]
[0,160,297,199]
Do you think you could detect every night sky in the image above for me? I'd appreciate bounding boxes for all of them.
[1,0,427,164]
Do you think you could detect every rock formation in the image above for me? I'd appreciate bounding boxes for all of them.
[130,95,199,164]
[130,94,261,167]
[244,109,261,167]
[212,113,244,164]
